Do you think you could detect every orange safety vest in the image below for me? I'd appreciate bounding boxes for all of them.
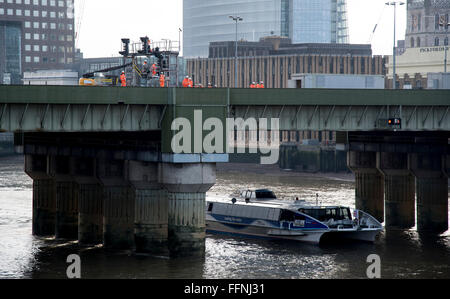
[250,84,255,88]
[151,64,157,76]
[182,78,190,88]
[159,75,165,87]
[256,83,261,88]
[260,83,265,89]
[188,79,193,87]
[120,74,126,87]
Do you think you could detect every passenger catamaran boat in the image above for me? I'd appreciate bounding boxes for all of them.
[206,189,383,244]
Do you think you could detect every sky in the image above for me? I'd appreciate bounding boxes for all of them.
[75,0,407,58]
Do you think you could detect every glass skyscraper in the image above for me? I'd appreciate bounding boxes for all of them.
[183,0,349,58]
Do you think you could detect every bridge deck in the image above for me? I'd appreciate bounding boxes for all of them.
[1,86,449,132]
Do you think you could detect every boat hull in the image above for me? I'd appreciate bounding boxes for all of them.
[322,229,381,243]
[206,220,327,244]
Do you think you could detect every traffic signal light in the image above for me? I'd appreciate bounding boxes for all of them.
[139,37,150,55]
[119,38,130,56]
[388,118,401,127]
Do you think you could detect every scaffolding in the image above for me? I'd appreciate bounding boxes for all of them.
[120,37,181,87]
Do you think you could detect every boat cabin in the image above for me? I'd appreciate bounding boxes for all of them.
[207,202,281,222]
[240,189,277,200]
[298,207,353,228]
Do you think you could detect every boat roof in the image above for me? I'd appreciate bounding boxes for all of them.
[207,198,348,210]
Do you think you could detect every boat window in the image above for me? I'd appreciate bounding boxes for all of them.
[255,190,277,199]
[207,203,213,212]
[339,208,351,220]
[280,210,295,221]
[326,209,336,218]
[280,210,305,222]
[300,208,340,222]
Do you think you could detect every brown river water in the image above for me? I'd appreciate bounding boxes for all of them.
[0,156,449,279]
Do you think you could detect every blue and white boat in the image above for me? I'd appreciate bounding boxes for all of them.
[206,189,383,244]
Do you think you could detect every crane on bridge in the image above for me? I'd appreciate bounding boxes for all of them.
[79,62,133,86]
[367,4,387,45]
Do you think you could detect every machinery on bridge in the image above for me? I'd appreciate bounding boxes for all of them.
[79,37,180,87]
[79,62,133,86]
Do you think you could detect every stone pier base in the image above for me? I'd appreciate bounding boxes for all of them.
[348,151,384,223]
[55,180,79,239]
[160,163,216,257]
[168,192,206,257]
[410,153,448,233]
[78,182,103,245]
[102,184,134,250]
[32,178,56,236]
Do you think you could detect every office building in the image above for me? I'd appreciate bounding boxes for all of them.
[0,0,75,84]
[187,39,385,88]
[183,0,349,58]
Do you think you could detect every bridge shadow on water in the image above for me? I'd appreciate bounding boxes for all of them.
[24,237,206,279]
[17,227,450,279]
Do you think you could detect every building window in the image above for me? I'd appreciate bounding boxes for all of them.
[418,13,421,31]
[435,37,440,46]
[417,37,421,47]
[410,37,415,48]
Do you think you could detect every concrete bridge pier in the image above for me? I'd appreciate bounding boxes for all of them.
[74,157,104,246]
[49,156,79,240]
[159,163,216,257]
[409,153,448,233]
[127,161,168,255]
[97,158,134,250]
[25,155,56,237]
[377,152,416,229]
[347,151,384,223]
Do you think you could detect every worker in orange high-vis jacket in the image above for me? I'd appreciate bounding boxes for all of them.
[250,82,256,88]
[182,76,190,87]
[260,81,265,88]
[120,71,127,87]
[159,74,165,87]
[151,64,157,77]
[188,77,194,87]
[256,82,261,88]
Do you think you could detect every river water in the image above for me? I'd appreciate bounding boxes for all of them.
[0,156,449,279]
